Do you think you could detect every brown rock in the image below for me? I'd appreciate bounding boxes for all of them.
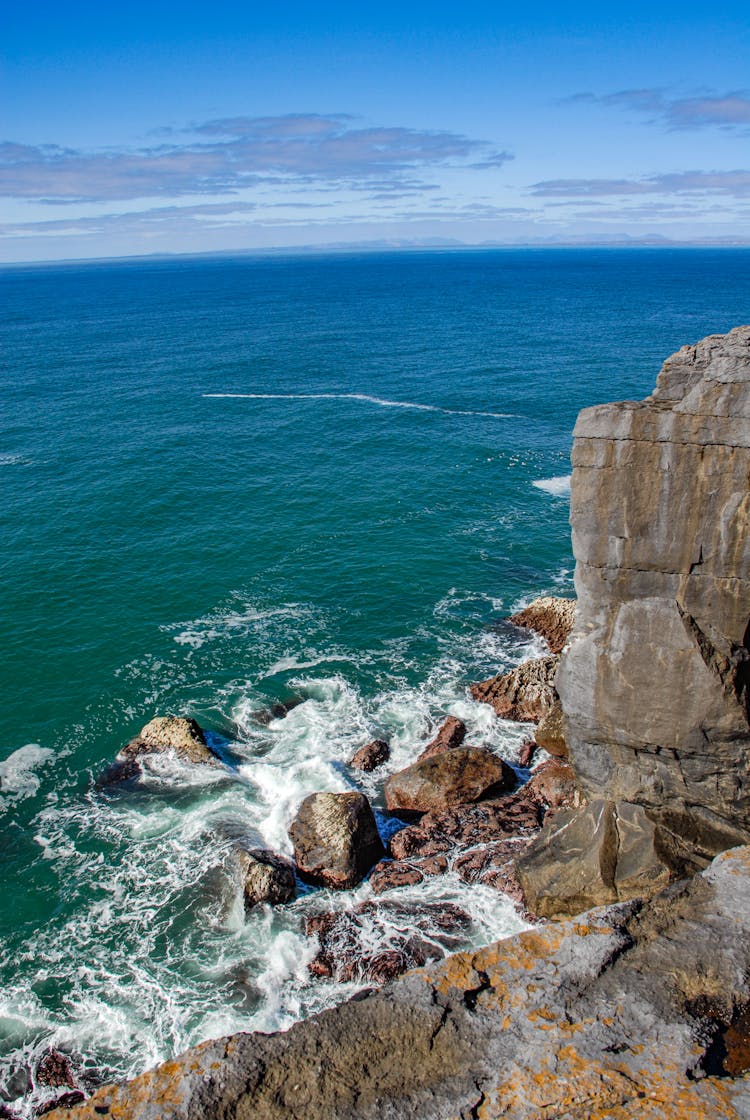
[348,739,390,772]
[36,1051,76,1089]
[36,1092,86,1115]
[368,854,449,894]
[236,848,296,908]
[510,596,576,655]
[523,758,579,814]
[416,716,466,761]
[470,655,558,722]
[118,716,221,767]
[516,798,680,919]
[384,747,514,814]
[289,792,385,889]
[517,740,537,768]
[533,699,567,757]
[305,900,471,983]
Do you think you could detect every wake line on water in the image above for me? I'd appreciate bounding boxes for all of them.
[202,392,515,420]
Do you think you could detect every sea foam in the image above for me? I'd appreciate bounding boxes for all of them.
[202,392,514,420]
[532,474,572,497]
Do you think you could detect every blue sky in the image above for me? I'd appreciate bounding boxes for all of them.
[2,1,750,260]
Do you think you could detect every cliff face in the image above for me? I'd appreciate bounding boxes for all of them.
[557,326,750,857]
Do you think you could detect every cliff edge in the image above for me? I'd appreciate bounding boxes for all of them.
[557,326,750,852]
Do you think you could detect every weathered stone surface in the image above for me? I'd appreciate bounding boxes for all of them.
[516,798,689,918]
[289,792,384,889]
[557,326,750,857]
[470,655,558,722]
[415,716,466,761]
[510,595,576,654]
[306,900,471,983]
[235,848,296,908]
[36,1051,77,1089]
[118,716,221,767]
[348,739,390,772]
[384,747,514,814]
[49,846,750,1120]
[534,698,567,757]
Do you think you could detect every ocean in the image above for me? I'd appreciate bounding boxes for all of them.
[1,247,749,1109]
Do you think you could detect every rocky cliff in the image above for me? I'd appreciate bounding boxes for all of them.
[556,326,750,861]
[49,846,750,1119]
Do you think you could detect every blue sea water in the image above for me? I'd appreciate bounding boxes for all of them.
[1,247,749,1110]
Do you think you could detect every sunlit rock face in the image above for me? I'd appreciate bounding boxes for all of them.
[557,326,750,857]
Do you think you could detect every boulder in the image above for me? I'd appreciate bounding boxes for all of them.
[348,739,390,772]
[50,846,750,1120]
[306,900,471,983]
[384,748,514,814]
[533,699,567,757]
[557,326,750,858]
[37,1093,86,1116]
[515,799,686,918]
[250,698,303,726]
[236,848,296,909]
[118,716,221,767]
[288,792,384,889]
[36,1051,76,1089]
[470,655,558,722]
[415,716,466,761]
[510,596,576,654]
[517,740,537,768]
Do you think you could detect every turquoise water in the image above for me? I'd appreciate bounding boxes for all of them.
[1,248,749,1108]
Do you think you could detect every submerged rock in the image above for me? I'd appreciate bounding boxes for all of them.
[348,739,390,772]
[249,698,303,726]
[384,747,514,814]
[236,848,296,909]
[50,846,750,1120]
[415,716,466,761]
[36,1051,77,1090]
[289,792,385,889]
[509,596,576,655]
[306,900,471,983]
[470,655,558,723]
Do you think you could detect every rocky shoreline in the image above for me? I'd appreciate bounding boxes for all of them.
[12,326,750,1118]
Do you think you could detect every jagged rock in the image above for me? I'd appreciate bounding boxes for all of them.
[415,716,466,761]
[515,798,692,918]
[517,739,537,768]
[117,716,221,768]
[384,748,514,814]
[523,757,579,812]
[557,326,750,858]
[289,792,384,889]
[36,1092,86,1116]
[49,847,750,1120]
[36,1051,76,1089]
[533,698,567,757]
[349,739,390,772]
[470,655,558,722]
[0,1106,23,1120]
[306,901,471,983]
[510,596,576,654]
[236,848,296,908]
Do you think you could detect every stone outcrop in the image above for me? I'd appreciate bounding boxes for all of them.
[371,760,578,900]
[383,748,514,814]
[306,900,471,983]
[49,846,750,1120]
[557,326,750,859]
[289,792,384,889]
[510,595,576,654]
[470,655,558,722]
[533,698,567,757]
[348,739,390,771]
[416,716,466,761]
[235,848,296,909]
[119,717,221,767]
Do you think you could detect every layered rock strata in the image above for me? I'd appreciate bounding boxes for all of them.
[51,846,750,1120]
[557,326,750,858]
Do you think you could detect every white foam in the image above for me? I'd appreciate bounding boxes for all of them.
[0,452,31,466]
[532,474,572,498]
[0,744,54,803]
[202,392,514,420]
